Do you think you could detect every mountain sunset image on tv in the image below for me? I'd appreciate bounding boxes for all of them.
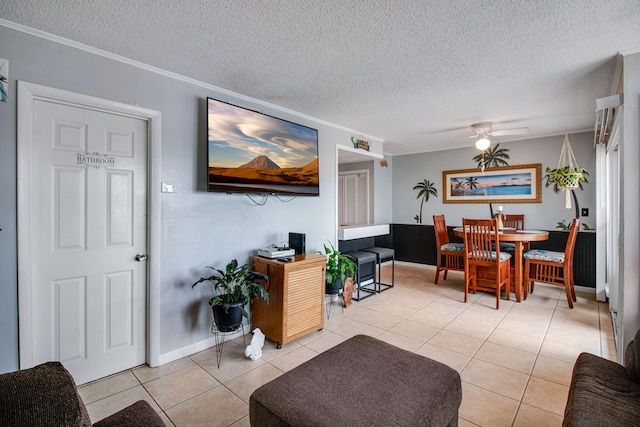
[207,98,320,196]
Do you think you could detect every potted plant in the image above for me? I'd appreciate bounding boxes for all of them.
[323,242,356,294]
[192,259,269,332]
[556,219,593,231]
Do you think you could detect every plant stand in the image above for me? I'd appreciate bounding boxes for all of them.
[210,320,246,368]
[325,290,344,319]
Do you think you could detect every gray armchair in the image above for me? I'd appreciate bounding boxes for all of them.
[0,361,164,426]
[564,329,640,426]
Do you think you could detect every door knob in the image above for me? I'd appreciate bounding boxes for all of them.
[135,253,148,262]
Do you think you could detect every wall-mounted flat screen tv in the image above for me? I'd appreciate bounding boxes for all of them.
[207,97,320,196]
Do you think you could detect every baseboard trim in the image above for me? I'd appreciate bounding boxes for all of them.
[157,326,247,366]
[394,261,596,292]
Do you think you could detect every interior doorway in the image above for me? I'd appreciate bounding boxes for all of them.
[335,145,384,242]
[17,81,162,384]
[338,169,370,226]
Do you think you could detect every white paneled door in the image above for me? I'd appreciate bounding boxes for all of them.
[338,170,369,226]
[27,99,147,385]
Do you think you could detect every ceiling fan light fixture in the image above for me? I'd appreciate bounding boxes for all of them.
[475,137,490,151]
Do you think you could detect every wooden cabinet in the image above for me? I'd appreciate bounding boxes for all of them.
[251,254,326,348]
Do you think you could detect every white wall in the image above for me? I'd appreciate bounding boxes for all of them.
[374,155,393,224]
[0,24,386,370]
[620,51,640,354]
[391,132,596,230]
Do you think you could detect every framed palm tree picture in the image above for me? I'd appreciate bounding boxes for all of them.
[442,164,541,204]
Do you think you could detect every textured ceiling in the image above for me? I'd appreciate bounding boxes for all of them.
[2,1,639,155]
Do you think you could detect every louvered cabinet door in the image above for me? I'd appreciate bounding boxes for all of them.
[285,263,325,340]
[252,254,326,347]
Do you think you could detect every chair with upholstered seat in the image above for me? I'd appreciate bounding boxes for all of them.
[433,214,464,284]
[462,218,512,309]
[524,218,580,308]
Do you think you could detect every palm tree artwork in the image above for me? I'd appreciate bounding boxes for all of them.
[471,143,510,215]
[450,176,479,197]
[464,176,479,193]
[472,144,510,170]
[413,179,438,223]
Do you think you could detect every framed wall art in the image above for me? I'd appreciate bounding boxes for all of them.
[443,163,542,204]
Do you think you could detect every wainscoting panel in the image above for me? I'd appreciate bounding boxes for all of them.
[377,224,595,288]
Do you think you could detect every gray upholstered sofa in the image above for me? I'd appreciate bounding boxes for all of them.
[0,361,164,426]
[564,328,640,426]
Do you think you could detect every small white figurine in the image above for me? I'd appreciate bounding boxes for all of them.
[245,328,266,361]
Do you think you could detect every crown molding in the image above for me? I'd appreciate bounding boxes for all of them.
[0,19,384,144]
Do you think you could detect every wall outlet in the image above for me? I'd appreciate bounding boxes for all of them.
[581,208,589,217]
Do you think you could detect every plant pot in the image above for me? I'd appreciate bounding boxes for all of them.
[326,278,343,295]
[212,301,244,332]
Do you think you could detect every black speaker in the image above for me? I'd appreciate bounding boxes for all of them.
[289,232,306,255]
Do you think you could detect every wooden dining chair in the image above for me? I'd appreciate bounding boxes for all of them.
[462,218,512,309]
[503,214,525,230]
[433,215,464,284]
[500,214,525,252]
[523,218,580,308]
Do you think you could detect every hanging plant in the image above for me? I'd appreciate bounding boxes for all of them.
[544,165,587,191]
[545,134,587,210]
[544,167,589,219]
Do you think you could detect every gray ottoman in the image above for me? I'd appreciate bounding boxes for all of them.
[250,334,462,426]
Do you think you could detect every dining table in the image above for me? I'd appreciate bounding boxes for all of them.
[453,227,549,302]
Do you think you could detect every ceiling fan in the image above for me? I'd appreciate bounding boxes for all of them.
[470,122,529,151]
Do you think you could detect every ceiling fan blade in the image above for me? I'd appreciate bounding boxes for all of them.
[490,127,529,136]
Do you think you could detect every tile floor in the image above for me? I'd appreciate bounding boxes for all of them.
[78,263,616,427]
